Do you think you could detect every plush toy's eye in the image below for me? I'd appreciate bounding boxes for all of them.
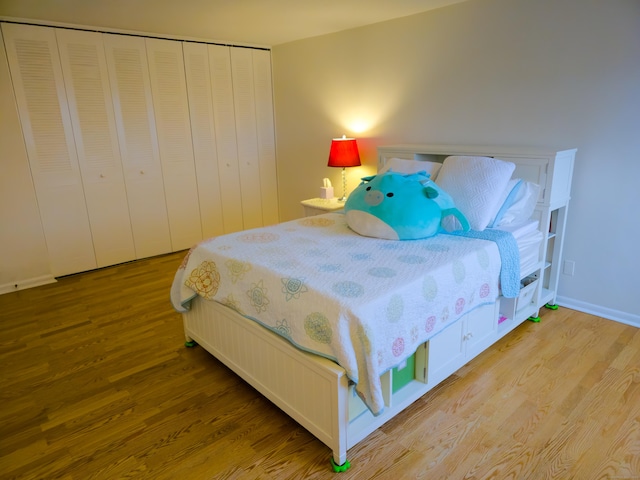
[386,192,394,198]
[366,186,371,191]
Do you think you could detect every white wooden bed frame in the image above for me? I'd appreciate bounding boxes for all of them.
[181,144,576,469]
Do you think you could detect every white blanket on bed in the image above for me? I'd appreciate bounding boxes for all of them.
[172,213,502,415]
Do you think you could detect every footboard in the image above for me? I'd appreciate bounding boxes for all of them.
[183,297,512,469]
[183,298,351,465]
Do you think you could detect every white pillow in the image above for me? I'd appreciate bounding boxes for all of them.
[437,156,515,231]
[378,157,441,180]
[493,181,540,227]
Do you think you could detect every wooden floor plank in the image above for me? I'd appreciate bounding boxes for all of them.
[1,251,638,479]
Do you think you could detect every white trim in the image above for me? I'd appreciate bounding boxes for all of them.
[0,16,271,50]
[557,295,640,328]
[0,275,57,295]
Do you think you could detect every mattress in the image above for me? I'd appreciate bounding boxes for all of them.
[172,213,506,415]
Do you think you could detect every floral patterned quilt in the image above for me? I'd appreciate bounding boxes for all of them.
[171,213,502,415]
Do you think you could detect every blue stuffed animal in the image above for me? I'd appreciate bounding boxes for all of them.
[344,170,469,240]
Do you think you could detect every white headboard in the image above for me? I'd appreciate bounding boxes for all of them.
[377,144,576,209]
[378,144,577,312]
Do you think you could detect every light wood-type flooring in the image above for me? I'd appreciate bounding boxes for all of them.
[1,251,639,479]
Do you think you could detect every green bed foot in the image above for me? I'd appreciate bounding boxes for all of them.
[184,340,198,348]
[528,316,541,323]
[330,457,351,472]
[545,303,559,310]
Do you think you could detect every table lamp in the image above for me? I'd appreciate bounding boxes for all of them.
[327,135,361,202]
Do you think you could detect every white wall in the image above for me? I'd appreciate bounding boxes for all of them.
[272,0,640,323]
[1,0,638,322]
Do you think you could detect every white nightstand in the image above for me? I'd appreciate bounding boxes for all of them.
[301,198,344,217]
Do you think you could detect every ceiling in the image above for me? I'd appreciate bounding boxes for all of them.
[0,0,469,46]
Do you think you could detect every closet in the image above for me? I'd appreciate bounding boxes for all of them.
[1,22,278,277]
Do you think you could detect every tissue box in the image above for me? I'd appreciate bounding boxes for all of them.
[320,186,334,199]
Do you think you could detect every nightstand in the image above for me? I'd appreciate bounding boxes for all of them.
[301,198,344,217]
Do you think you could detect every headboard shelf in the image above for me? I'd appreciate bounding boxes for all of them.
[378,144,576,209]
[378,143,576,317]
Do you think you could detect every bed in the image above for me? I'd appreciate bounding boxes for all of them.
[171,144,576,470]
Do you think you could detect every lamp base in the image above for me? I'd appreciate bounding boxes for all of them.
[340,167,348,202]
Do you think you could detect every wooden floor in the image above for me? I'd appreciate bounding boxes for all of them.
[1,252,639,479]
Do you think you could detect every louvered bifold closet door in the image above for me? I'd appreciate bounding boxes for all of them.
[102,33,172,259]
[208,45,244,233]
[145,38,202,250]
[182,42,225,239]
[1,23,96,276]
[55,28,136,267]
[250,49,278,226]
[230,48,264,230]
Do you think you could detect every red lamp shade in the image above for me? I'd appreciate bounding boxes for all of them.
[327,136,361,168]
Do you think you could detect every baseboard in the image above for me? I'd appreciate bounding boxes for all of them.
[0,275,57,295]
[556,295,640,328]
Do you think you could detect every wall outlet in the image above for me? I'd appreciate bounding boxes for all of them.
[563,260,575,276]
